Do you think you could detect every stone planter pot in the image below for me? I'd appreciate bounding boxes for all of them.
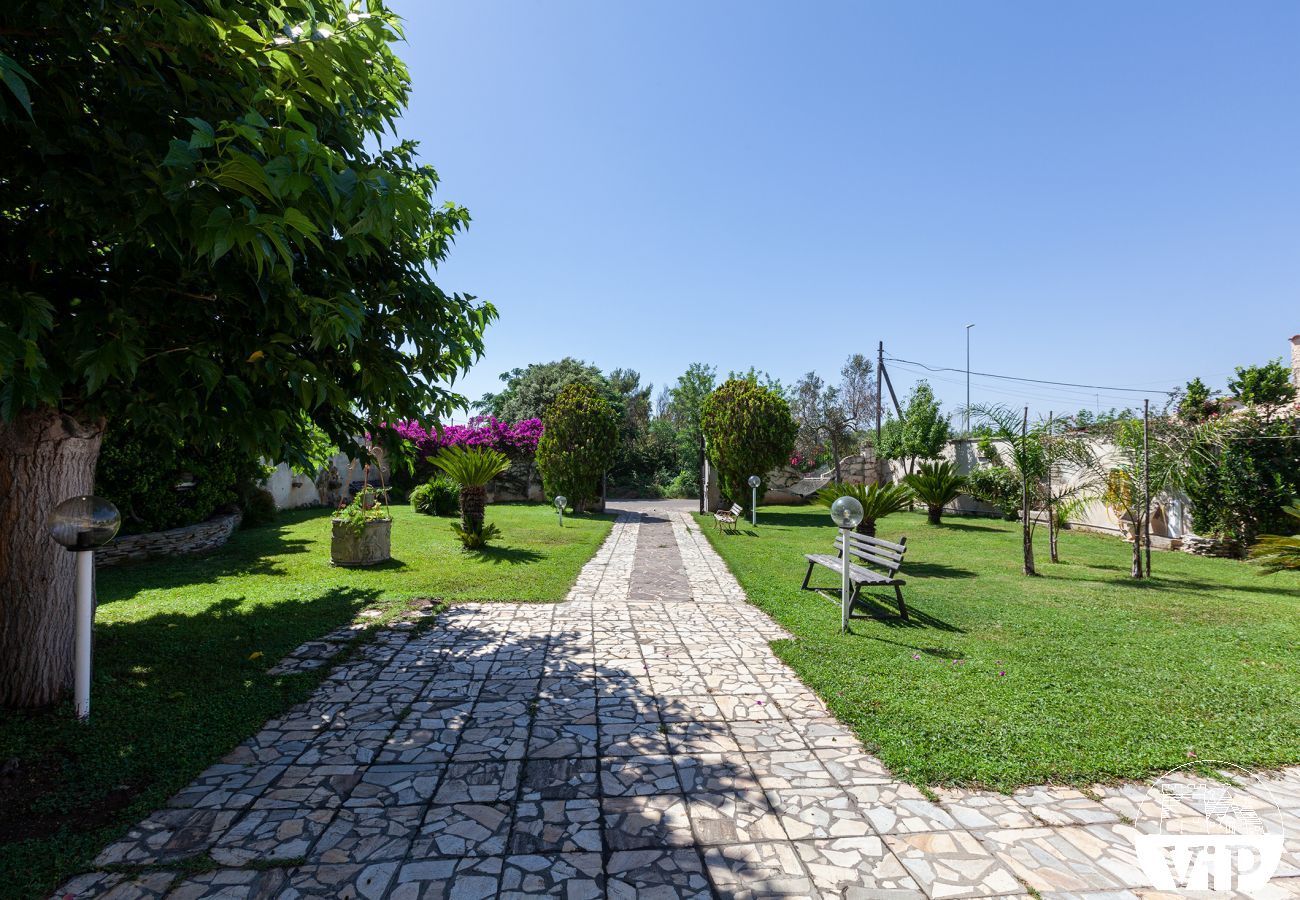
[330,517,392,567]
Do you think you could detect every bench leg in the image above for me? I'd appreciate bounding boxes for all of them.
[894,584,909,620]
[801,561,815,591]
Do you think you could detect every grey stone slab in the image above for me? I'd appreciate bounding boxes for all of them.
[500,852,604,899]
[606,848,713,900]
[521,756,599,800]
[509,799,602,853]
[412,803,511,857]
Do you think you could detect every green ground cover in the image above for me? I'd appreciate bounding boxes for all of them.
[0,503,612,900]
[699,506,1300,792]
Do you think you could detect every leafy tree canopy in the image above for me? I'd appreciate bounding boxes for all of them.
[1228,359,1297,407]
[477,358,619,423]
[1176,377,1219,423]
[877,381,950,466]
[701,378,798,509]
[0,0,494,464]
[726,367,787,400]
[535,383,618,512]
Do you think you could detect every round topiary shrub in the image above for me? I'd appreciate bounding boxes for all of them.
[700,379,798,511]
[536,383,618,513]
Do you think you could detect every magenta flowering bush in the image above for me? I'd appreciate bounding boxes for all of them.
[389,416,543,462]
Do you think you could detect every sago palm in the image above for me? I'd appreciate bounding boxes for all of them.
[814,481,913,536]
[903,460,966,525]
[431,445,511,544]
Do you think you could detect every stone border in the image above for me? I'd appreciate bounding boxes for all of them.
[96,510,243,568]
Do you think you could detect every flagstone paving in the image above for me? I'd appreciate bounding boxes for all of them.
[57,501,1300,899]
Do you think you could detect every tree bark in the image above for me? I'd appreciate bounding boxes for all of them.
[927,505,941,525]
[1131,512,1144,579]
[1048,506,1059,563]
[1021,407,1036,576]
[460,484,487,532]
[0,406,105,708]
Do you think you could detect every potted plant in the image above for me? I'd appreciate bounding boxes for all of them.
[331,463,393,566]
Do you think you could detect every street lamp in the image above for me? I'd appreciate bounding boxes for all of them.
[828,495,864,632]
[747,475,761,527]
[965,323,975,436]
[554,495,567,527]
[47,495,120,721]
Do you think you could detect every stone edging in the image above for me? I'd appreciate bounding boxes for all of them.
[96,511,243,568]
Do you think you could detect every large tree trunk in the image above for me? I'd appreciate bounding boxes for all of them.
[0,407,105,708]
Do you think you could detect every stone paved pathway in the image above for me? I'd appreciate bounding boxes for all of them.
[59,501,1300,899]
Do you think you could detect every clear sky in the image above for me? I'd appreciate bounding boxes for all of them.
[387,0,1299,421]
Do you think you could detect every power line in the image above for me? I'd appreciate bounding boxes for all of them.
[883,354,1176,396]
[884,360,1146,408]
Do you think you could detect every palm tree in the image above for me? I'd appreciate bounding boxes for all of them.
[815,481,913,536]
[973,404,1047,575]
[903,460,966,525]
[431,445,511,547]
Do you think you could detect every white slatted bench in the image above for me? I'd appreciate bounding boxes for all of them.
[801,531,909,622]
[714,502,743,533]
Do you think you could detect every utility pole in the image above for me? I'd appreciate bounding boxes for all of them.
[965,323,974,435]
[875,340,884,483]
[1022,406,1035,576]
[1143,398,1151,577]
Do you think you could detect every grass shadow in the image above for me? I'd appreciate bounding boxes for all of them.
[472,545,546,565]
[905,562,977,579]
[804,586,966,633]
[96,511,325,603]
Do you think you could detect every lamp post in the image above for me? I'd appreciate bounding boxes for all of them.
[554,495,567,527]
[747,475,761,527]
[47,495,120,721]
[828,495,864,632]
[965,323,975,436]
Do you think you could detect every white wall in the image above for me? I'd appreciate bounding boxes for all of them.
[262,450,382,510]
[884,437,1191,540]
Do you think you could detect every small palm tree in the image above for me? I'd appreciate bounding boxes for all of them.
[903,460,966,525]
[431,445,511,548]
[1249,502,1300,574]
[815,481,913,536]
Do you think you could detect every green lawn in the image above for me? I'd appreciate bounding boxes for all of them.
[0,503,612,900]
[699,506,1300,792]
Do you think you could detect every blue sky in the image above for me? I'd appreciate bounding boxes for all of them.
[388,1,1299,421]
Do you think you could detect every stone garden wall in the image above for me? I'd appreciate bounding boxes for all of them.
[97,510,243,568]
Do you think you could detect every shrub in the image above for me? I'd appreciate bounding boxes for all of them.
[536,384,619,512]
[966,466,1020,520]
[387,416,543,488]
[96,427,267,534]
[431,446,511,547]
[814,481,912,536]
[662,469,699,499]
[701,379,798,511]
[239,487,279,528]
[904,460,967,525]
[1250,502,1300,573]
[1187,412,1300,544]
[411,477,460,516]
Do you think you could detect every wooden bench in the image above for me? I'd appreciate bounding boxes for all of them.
[714,502,743,533]
[801,531,909,625]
